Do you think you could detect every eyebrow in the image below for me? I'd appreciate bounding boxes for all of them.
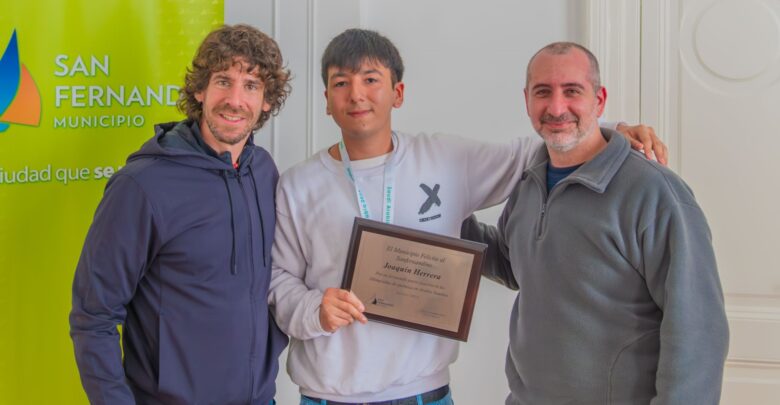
[329,71,348,81]
[211,74,262,86]
[244,77,262,86]
[212,73,230,80]
[531,82,586,91]
[562,82,586,89]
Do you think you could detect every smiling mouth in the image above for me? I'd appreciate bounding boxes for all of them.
[542,120,576,127]
[219,113,245,123]
[347,110,371,117]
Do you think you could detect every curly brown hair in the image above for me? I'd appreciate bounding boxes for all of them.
[178,24,291,130]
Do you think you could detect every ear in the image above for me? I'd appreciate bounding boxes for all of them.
[262,100,271,113]
[595,86,607,117]
[195,91,204,103]
[324,89,331,115]
[392,81,405,108]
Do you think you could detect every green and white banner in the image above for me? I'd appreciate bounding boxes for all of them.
[0,1,223,402]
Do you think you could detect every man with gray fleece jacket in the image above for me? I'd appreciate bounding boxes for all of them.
[462,42,729,404]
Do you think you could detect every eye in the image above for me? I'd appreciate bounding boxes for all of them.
[365,77,379,84]
[216,79,230,87]
[564,88,582,96]
[332,80,347,88]
[246,83,259,91]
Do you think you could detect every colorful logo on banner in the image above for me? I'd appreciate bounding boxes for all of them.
[0,30,41,132]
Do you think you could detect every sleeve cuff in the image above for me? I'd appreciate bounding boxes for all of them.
[306,290,333,337]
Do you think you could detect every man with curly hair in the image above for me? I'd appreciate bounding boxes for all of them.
[70,24,290,405]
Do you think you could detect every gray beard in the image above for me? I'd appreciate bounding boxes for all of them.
[543,131,585,152]
[539,111,599,153]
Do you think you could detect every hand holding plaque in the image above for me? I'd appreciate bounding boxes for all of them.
[319,288,367,333]
[341,218,486,341]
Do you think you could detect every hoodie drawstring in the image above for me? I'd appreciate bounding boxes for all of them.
[221,170,238,275]
[247,166,268,267]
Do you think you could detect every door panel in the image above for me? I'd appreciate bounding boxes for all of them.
[641,0,780,402]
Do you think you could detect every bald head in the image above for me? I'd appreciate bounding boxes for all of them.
[526,42,601,92]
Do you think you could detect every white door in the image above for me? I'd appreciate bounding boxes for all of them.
[596,0,780,403]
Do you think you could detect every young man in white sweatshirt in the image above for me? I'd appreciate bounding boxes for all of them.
[268,29,666,405]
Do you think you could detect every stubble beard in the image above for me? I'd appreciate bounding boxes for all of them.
[205,106,255,146]
[206,119,251,146]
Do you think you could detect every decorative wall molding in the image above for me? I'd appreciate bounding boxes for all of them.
[585,0,641,126]
[727,359,780,369]
[727,305,780,322]
[270,0,279,157]
[587,0,681,171]
[723,357,780,404]
[586,0,608,68]
[639,0,681,172]
[305,0,316,158]
[727,304,780,363]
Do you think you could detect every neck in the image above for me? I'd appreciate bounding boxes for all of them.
[215,143,246,165]
[548,129,607,167]
[329,131,393,161]
[199,123,246,165]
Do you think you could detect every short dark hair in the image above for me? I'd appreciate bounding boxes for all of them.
[526,42,601,91]
[321,28,404,86]
[178,24,291,130]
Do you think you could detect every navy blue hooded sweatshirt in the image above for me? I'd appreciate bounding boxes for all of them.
[70,120,287,405]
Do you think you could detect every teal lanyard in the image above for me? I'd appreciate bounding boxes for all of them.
[338,133,397,224]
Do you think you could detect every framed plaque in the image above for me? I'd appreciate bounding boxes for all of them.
[341,218,486,341]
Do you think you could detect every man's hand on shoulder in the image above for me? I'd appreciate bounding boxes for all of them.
[616,123,669,166]
[319,288,367,333]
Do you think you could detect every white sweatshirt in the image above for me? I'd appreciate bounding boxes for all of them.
[268,131,540,402]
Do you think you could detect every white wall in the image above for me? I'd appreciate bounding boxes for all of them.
[227,1,593,403]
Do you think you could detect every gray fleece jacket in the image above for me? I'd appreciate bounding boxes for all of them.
[462,129,729,405]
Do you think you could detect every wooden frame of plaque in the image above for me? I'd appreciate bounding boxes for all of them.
[341,218,486,341]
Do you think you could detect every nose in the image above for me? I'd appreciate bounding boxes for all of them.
[224,85,243,108]
[349,81,365,103]
[546,91,568,117]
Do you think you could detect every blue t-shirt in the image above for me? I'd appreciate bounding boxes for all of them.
[547,163,581,193]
